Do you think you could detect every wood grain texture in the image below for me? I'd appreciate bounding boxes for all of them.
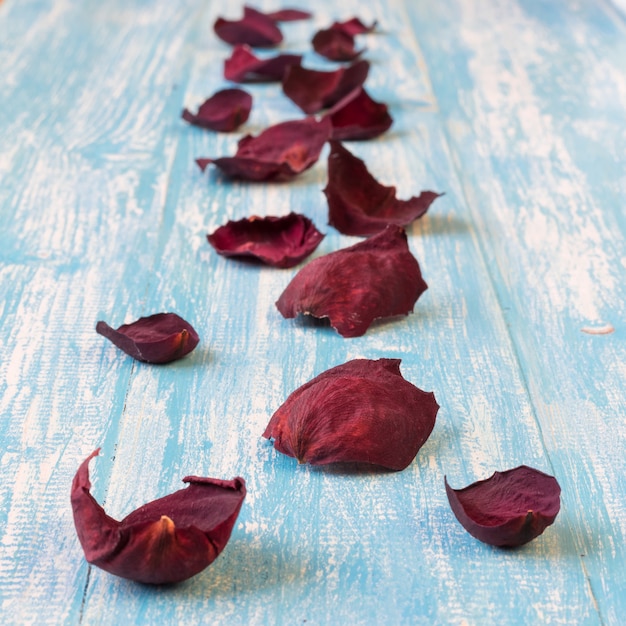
[0,0,623,624]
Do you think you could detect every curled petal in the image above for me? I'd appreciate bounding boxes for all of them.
[331,17,377,36]
[275,225,427,337]
[325,141,442,236]
[214,6,283,48]
[326,87,392,141]
[71,449,246,584]
[96,313,199,364]
[264,7,312,21]
[224,45,302,83]
[207,213,324,268]
[445,466,561,547]
[282,60,369,114]
[197,116,331,182]
[182,89,252,132]
[263,358,439,470]
[312,28,363,62]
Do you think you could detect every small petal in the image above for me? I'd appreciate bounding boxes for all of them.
[224,45,302,83]
[276,225,427,337]
[207,213,324,268]
[324,141,442,236]
[312,28,363,62]
[198,116,331,182]
[282,60,370,114]
[96,313,199,364]
[182,89,252,132]
[263,358,439,470]
[71,449,246,584]
[264,7,312,21]
[325,87,392,141]
[331,17,377,36]
[445,466,561,547]
[214,6,283,48]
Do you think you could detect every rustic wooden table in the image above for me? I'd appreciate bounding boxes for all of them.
[1,0,625,623]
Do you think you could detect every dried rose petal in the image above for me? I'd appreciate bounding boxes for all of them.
[207,213,324,268]
[214,6,283,48]
[312,28,362,62]
[282,60,370,114]
[276,225,427,337]
[96,313,199,364]
[331,17,377,36]
[197,116,331,182]
[264,7,312,21]
[445,466,561,547]
[71,449,246,584]
[182,89,252,132]
[325,87,392,141]
[324,141,442,236]
[224,45,302,83]
[263,358,439,470]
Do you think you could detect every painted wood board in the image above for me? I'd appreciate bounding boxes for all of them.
[0,0,623,624]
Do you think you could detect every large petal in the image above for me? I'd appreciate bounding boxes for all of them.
[326,88,392,141]
[312,28,362,62]
[214,7,283,47]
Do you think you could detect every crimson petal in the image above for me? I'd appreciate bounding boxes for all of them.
[282,60,369,114]
[264,7,312,21]
[96,313,199,364]
[331,17,377,36]
[263,358,439,470]
[198,116,331,182]
[312,28,363,62]
[276,225,427,337]
[207,213,324,268]
[324,141,442,236]
[224,45,302,83]
[214,6,283,48]
[445,466,561,547]
[326,87,392,141]
[71,450,246,584]
[182,89,252,132]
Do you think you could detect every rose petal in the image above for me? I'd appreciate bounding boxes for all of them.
[325,87,392,141]
[96,313,200,364]
[264,7,312,21]
[214,6,283,48]
[207,213,324,268]
[312,28,363,62]
[282,60,370,114]
[445,466,561,547]
[182,89,252,132]
[276,225,427,337]
[71,450,246,584]
[263,358,439,470]
[324,141,442,236]
[331,17,377,36]
[197,116,331,182]
[224,45,302,83]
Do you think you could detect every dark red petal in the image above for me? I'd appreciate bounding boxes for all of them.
[199,116,331,182]
[275,225,427,337]
[96,313,199,364]
[445,466,561,547]
[224,45,302,83]
[326,87,393,141]
[282,60,369,114]
[331,17,377,36]
[71,450,246,584]
[324,141,442,236]
[207,213,324,268]
[264,7,312,21]
[182,89,252,132]
[263,358,439,470]
[214,7,283,47]
[312,29,363,62]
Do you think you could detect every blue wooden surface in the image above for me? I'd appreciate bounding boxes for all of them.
[0,0,624,624]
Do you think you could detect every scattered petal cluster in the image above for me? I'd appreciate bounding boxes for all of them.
[71,450,246,584]
[263,358,439,470]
